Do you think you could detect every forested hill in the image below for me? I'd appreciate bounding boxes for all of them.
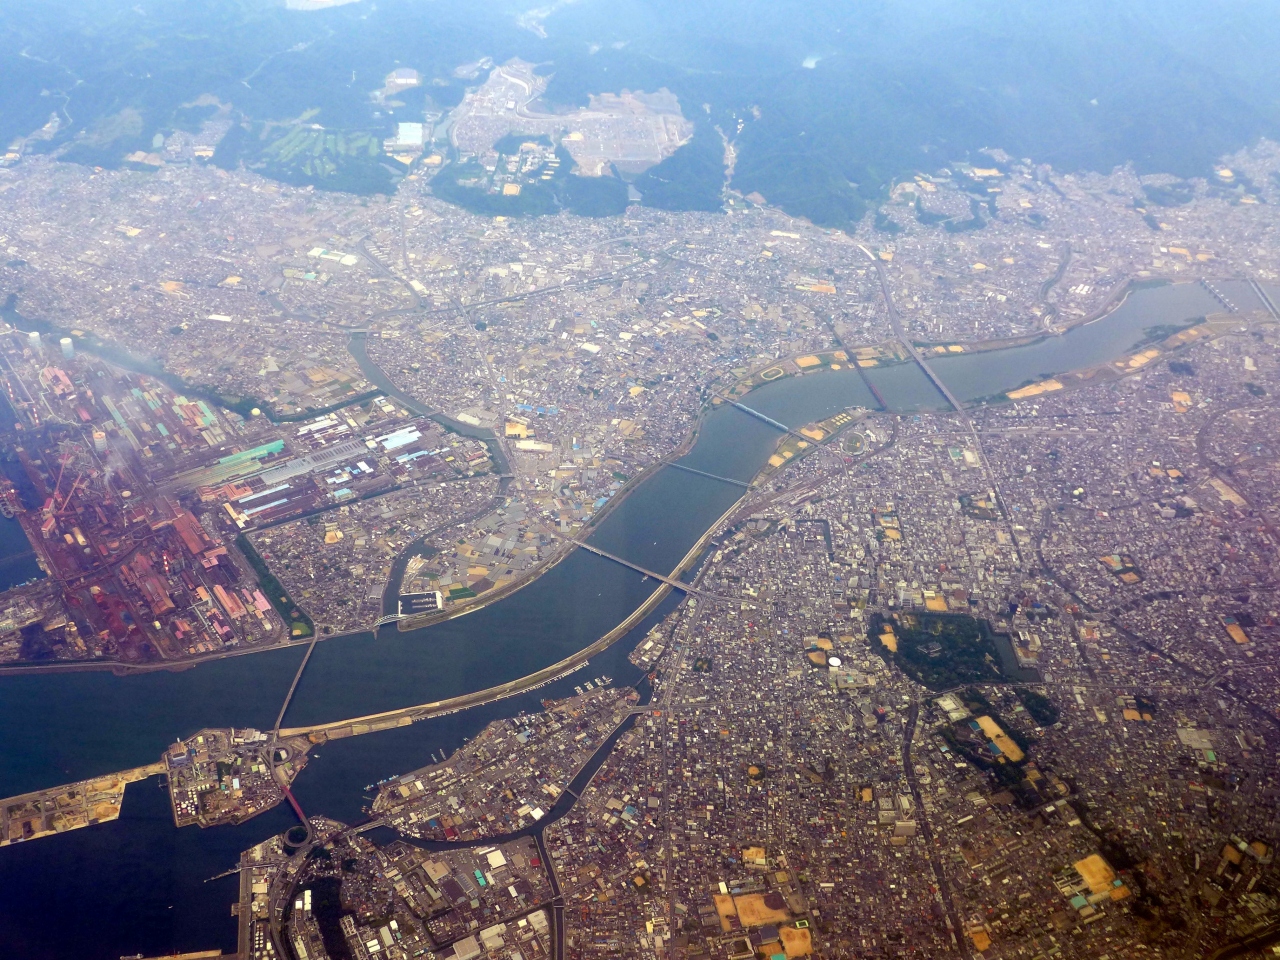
[4,0,1280,230]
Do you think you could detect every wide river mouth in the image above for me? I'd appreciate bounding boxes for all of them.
[0,278,1263,960]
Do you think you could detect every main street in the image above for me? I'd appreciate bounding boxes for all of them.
[901,700,973,960]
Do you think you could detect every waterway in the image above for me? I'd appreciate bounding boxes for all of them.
[0,389,44,592]
[0,280,1236,958]
[931,280,1222,403]
[0,514,42,593]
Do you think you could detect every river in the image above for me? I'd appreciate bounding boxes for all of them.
[0,515,42,593]
[0,280,1233,958]
[0,390,44,592]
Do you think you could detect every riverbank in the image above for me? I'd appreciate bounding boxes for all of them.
[912,274,1154,357]
[286,485,748,739]
[0,278,1242,677]
[347,332,513,477]
[393,402,713,631]
[987,312,1245,405]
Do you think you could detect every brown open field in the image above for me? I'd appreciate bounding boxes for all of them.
[713,893,737,932]
[976,715,1025,762]
[734,892,790,927]
[780,926,812,957]
[1074,853,1116,894]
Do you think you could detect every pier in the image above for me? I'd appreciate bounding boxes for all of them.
[0,761,166,847]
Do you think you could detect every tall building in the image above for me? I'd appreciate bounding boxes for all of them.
[60,337,75,359]
[27,331,41,352]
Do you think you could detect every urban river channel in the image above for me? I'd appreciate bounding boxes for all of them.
[0,279,1250,958]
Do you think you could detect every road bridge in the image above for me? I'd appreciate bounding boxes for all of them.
[1201,279,1237,312]
[729,401,790,432]
[859,245,966,413]
[571,540,695,594]
[1250,279,1280,320]
[280,785,310,836]
[664,461,749,487]
[274,636,318,734]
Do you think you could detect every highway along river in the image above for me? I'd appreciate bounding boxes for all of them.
[0,279,1242,959]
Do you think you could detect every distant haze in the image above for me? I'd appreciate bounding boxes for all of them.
[2,0,1279,227]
